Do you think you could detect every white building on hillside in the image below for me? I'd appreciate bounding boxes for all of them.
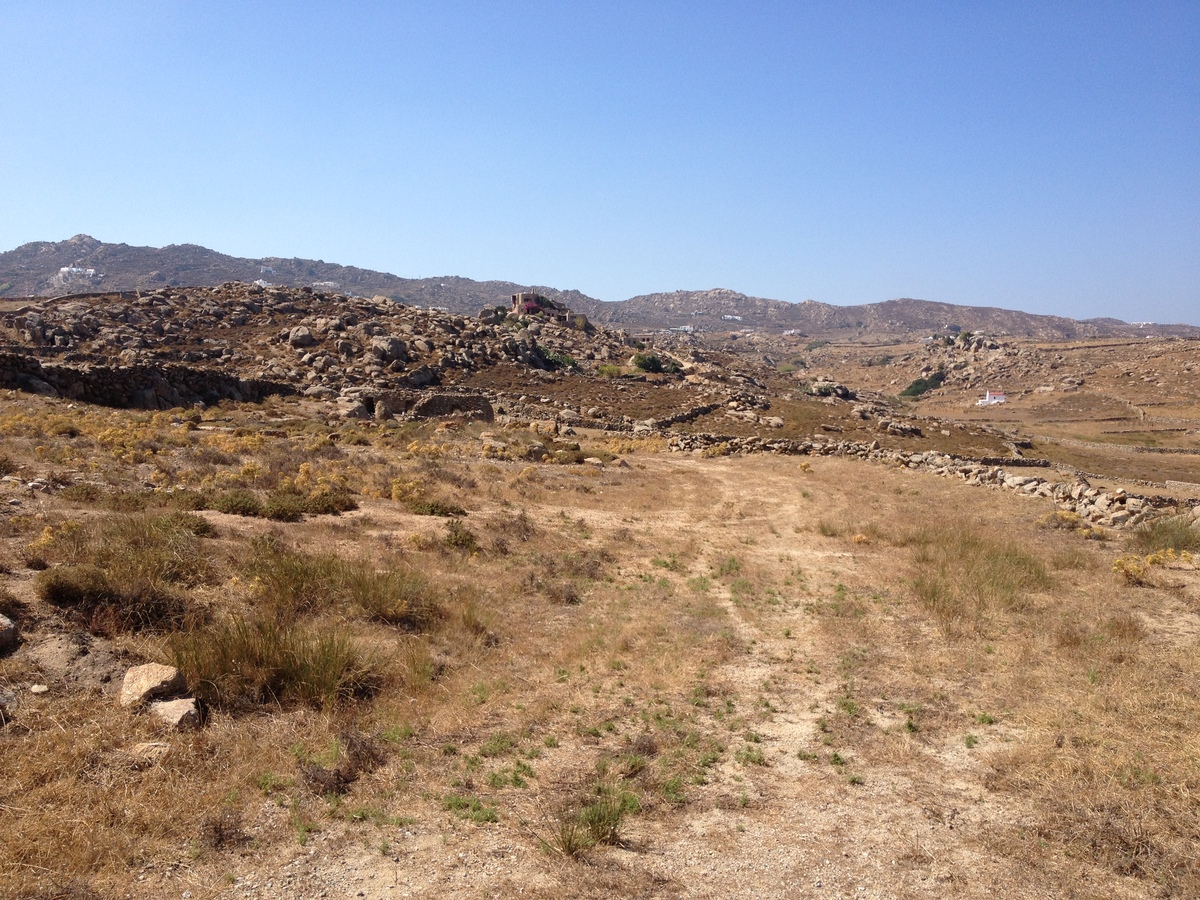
[977,390,1006,406]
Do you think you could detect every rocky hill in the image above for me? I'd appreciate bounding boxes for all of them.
[601,290,1200,340]
[3,236,1196,340]
[0,235,595,319]
[0,283,646,422]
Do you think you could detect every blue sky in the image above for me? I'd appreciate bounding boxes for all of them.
[2,2,1197,323]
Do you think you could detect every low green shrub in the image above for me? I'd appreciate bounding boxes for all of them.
[212,489,263,517]
[303,487,357,515]
[899,370,946,397]
[157,510,216,538]
[59,483,103,504]
[165,489,209,511]
[542,349,577,370]
[630,352,679,374]
[213,486,357,521]
[407,498,466,517]
[103,490,149,512]
[442,794,498,823]
[262,489,307,522]
[444,520,479,554]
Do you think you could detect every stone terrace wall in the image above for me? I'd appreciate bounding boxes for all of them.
[0,352,293,410]
[665,431,1199,528]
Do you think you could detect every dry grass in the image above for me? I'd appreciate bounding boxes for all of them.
[2,393,1199,897]
[30,512,214,634]
[1131,514,1200,554]
[242,537,436,627]
[798,478,1200,893]
[908,521,1053,632]
[168,614,381,708]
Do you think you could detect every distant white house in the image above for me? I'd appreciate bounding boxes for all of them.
[721,314,743,322]
[977,390,1006,406]
[312,281,341,290]
[52,266,101,288]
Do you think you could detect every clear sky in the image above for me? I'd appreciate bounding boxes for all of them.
[2,2,1197,323]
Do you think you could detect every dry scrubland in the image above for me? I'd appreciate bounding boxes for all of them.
[1,392,1199,899]
[813,336,1200,490]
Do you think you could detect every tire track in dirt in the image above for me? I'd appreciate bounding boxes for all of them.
[621,455,1155,899]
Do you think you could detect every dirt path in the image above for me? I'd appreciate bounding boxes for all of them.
[167,454,1160,900]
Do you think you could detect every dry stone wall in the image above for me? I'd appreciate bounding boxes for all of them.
[0,352,292,409]
[664,431,1196,528]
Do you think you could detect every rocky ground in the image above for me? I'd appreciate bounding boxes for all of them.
[1,284,1199,899]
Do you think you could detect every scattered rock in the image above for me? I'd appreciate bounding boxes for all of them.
[119,663,186,708]
[126,741,172,768]
[149,697,200,730]
[0,614,17,654]
[410,392,494,422]
[369,335,409,363]
[288,325,316,347]
[407,365,436,387]
[808,379,854,400]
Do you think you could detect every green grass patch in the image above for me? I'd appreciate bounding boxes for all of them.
[442,794,498,824]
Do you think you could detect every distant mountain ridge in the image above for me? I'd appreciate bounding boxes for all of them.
[0,234,595,319]
[2,235,1196,341]
[596,289,1192,340]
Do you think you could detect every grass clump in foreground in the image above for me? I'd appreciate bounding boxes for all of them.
[170,615,380,709]
[544,782,640,857]
[169,537,440,709]
[32,512,214,634]
[245,536,437,627]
